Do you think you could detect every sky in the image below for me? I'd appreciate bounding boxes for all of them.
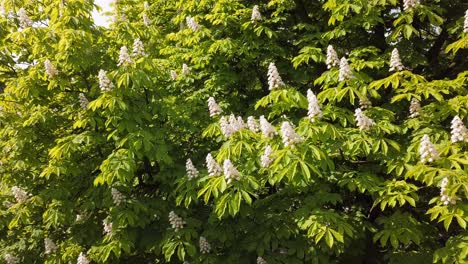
[91,0,112,27]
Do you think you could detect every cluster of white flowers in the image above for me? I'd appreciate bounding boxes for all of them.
[77,252,89,264]
[208,97,222,117]
[307,89,322,121]
[199,236,211,254]
[247,116,260,132]
[281,121,302,147]
[257,257,268,264]
[103,218,113,236]
[186,16,200,31]
[260,116,277,138]
[186,159,199,179]
[464,10,468,33]
[389,48,404,72]
[267,62,285,90]
[419,134,439,163]
[170,70,178,80]
[98,70,114,92]
[111,188,125,205]
[251,5,262,23]
[44,59,58,78]
[168,211,185,231]
[78,93,89,109]
[12,186,29,203]
[359,97,372,110]
[18,8,32,28]
[354,108,375,131]
[403,0,420,10]
[132,38,145,57]
[326,45,339,69]
[117,46,133,66]
[440,177,456,205]
[219,115,245,137]
[206,153,222,177]
[144,1,149,9]
[4,253,19,264]
[143,13,151,26]
[338,57,352,81]
[182,63,190,75]
[260,145,274,168]
[44,238,58,254]
[409,98,421,118]
[451,116,468,143]
[223,159,240,184]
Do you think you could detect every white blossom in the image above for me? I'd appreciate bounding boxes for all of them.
[403,0,420,10]
[44,59,58,78]
[199,236,211,254]
[168,211,185,231]
[251,5,262,23]
[307,89,322,121]
[389,48,404,72]
[208,97,222,117]
[326,45,339,69]
[182,63,190,75]
[18,8,32,28]
[77,252,89,264]
[464,10,468,33]
[11,186,29,203]
[280,121,302,147]
[354,108,375,131]
[103,218,113,236]
[247,116,260,132]
[233,115,246,131]
[338,57,352,81]
[440,177,457,205]
[260,116,277,138]
[359,97,372,110]
[261,145,274,168]
[78,93,89,109]
[170,70,178,80]
[143,1,149,10]
[186,16,200,32]
[220,116,235,137]
[186,159,199,180]
[267,62,285,90]
[132,38,145,57]
[409,98,421,118]
[98,70,114,92]
[450,116,468,143]
[419,134,439,163]
[4,253,19,264]
[206,153,222,177]
[44,238,58,254]
[143,13,151,26]
[117,46,133,66]
[111,188,125,205]
[257,257,268,264]
[223,159,240,184]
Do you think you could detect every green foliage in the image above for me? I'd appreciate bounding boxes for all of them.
[0,0,467,263]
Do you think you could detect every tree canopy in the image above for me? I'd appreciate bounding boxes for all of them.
[0,0,467,263]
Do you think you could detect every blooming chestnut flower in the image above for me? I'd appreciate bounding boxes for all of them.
[464,9,468,33]
[307,89,322,121]
[247,116,260,132]
[280,121,302,147]
[223,159,240,184]
[450,116,468,143]
[338,57,352,81]
[206,153,222,176]
[44,238,58,254]
[103,218,113,236]
[111,188,125,205]
[251,5,262,23]
[260,145,274,168]
[409,98,421,118]
[44,59,58,78]
[267,62,285,90]
[389,48,404,72]
[186,16,200,31]
[98,70,114,92]
[117,46,133,66]
[77,252,89,264]
[259,116,277,138]
[199,236,211,254]
[182,63,190,75]
[11,186,29,203]
[132,38,145,57]
[4,253,19,264]
[186,159,199,179]
[78,93,89,109]
[419,134,439,164]
[143,13,151,26]
[207,97,222,117]
[359,97,372,110]
[326,45,339,69]
[354,108,375,131]
[170,70,178,80]
[18,8,32,28]
[439,177,457,205]
[403,0,420,10]
[257,257,268,264]
[168,211,185,231]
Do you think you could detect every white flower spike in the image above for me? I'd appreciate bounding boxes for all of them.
[307,89,322,121]
[77,252,89,264]
[419,134,439,163]
[326,45,339,69]
[199,236,211,254]
[409,98,421,118]
[168,211,185,231]
[338,57,352,81]
[259,116,277,138]
[389,48,404,72]
[354,108,375,131]
[251,5,262,23]
[206,153,222,177]
[18,8,32,28]
[44,59,58,78]
[450,116,468,143]
[98,70,114,92]
[117,46,133,66]
[186,16,200,31]
[247,116,260,132]
[208,97,222,117]
[403,0,420,10]
[261,145,274,168]
[267,62,285,90]
[223,159,241,184]
[132,38,145,57]
[281,121,302,147]
[186,159,199,180]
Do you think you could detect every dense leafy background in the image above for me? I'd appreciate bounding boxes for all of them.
[0,0,467,263]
